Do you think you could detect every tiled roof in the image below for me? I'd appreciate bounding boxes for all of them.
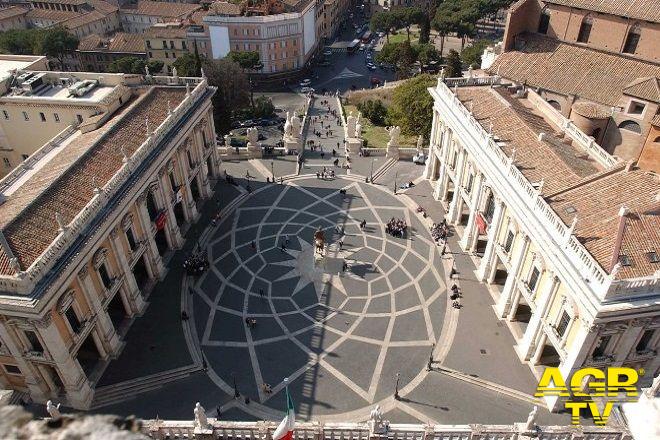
[488,33,660,107]
[0,6,29,21]
[86,0,118,15]
[122,0,201,18]
[456,86,603,195]
[29,0,87,5]
[0,87,187,276]
[623,77,660,104]
[652,114,660,126]
[543,0,660,23]
[78,32,145,53]
[145,24,188,39]
[25,8,77,23]
[208,1,241,16]
[60,10,107,29]
[571,101,611,119]
[546,165,660,279]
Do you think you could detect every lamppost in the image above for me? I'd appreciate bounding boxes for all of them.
[427,343,435,371]
[393,171,398,195]
[232,372,240,398]
[370,157,374,183]
[394,372,400,400]
[271,161,275,181]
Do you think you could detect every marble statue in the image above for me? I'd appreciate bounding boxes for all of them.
[246,127,259,146]
[144,65,150,77]
[369,405,388,434]
[46,400,61,419]
[416,135,424,153]
[387,126,401,146]
[355,122,362,138]
[172,66,178,78]
[224,134,231,148]
[291,113,301,135]
[524,406,538,431]
[55,212,65,231]
[346,111,357,138]
[194,402,208,429]
[284,112,293,138]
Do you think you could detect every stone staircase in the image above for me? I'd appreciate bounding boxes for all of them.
[91,364,202,409]
[369,157,397,183]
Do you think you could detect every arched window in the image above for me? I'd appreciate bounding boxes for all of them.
[619,120,641,134]
[547,100,562,111]
[653,136,660,143]
[577,15,593,43]
[623,23,641,54]
[538,7,550,34]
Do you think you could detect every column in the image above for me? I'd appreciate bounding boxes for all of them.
[77,267,121,357]
[109,227,146,315]
[158,171,184,248]
[496,234,530,318]
[518,273,558,360]
[0,320,48,402]
[477,199,504,281]
[459,172,484,252]
[177,149,199,223]
[136,191,166,279]
[33,312,93,409]
[612,320,646,363]
[447,148,466,225]
[531,333,547,366]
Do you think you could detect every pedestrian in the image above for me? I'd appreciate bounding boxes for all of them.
[251,240,256,251]
[259,288,264,298]
[281,242,286,252]
[216,405,221,418]
[285,235,289,244]
[339,240,343,250]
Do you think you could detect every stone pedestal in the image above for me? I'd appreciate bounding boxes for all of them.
[247,142,262,158]
[345,137,362,155]
[386,142,399,160]
[193,428,214,440]
[284,136,300,154]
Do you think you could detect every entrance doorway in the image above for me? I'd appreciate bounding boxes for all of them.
[174,202,185,227]
[76,333,102,376]
[107,292,128,329]
[155,228,168,256]
[132,255,150,291]
[190,176,200,203]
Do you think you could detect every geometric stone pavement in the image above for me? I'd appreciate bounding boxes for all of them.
[190,176,448,419]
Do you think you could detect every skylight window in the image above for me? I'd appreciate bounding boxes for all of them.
[647,252,659,264]
[619,255,632,266]
[565,206,577,214]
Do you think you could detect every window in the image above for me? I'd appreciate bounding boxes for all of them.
[22,111,29,121]
[538,8,550,34]
[504,230,515,253]
[528,267,540,292]
[629,101,645,115]
[556,310,571,337]
[465,173,474,194]
[169,40,174,49]
[21,154,28,161]
[2,110,8,120]
[172,52,176,59]
[619,254,632,266]
[623,24,640,54]
[39,112,46,122]
[162,40,167,49]
[647,251,659,263]
[3,158,10,168]
[98,263,113,289]
[165,52,169,59]
[484,195,495,223]
[182,41,187,50]
[65,307,82,334]
[187,150,194,169]
[169,172,177,192]
[76,114,83,124]
[636,329,654,353]
[54,113,60,122]
[592,335,611,358]
[577,15,592,43]
[126,227,137,251]
[3,364,21,375]
[618,120,641,134]
[25,330,43,353]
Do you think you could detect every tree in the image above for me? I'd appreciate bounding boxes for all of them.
[252,95,275,119]
[40,27,78,69]
[203,58,250,134]
[172,53,200,76]
[418,12,431,44]
[0,29,42,55]
[146,60,164,74]
[395,7,424,42]
[460,39,491,68]
[228,51,261,70]
[357,99,388,126]
[370,11,398,44]
[388,74,435,139]
[416,43,440,65]
[376,40,417,79]
[445,49,463,78]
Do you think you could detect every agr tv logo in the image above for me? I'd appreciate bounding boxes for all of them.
[535,367,641,425]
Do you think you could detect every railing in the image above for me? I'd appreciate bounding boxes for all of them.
[431,79,611,299]
[443,75,501,87]
[143,420,630,440]
[0,79,210,295]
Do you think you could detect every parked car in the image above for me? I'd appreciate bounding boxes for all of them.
[300,86,315,94]
[322,48,332,56]
[366,63,377,71]
[240,119,255,127]
[300,78,312,87]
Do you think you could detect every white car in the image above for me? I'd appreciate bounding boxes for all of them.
[300,86,315,94]
[299,79,312,87]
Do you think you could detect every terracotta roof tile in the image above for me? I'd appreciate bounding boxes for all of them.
[25,8,77,22]
[543,0,660,23]
[79,32,144,53]
[0,87,186,275]
[623,77,660,104]
[488,33,660,107]
[122,0,201,18]
[0,6,29,21]
[208,1,241,16]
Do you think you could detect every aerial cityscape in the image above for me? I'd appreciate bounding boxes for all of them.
[0,0,657,438]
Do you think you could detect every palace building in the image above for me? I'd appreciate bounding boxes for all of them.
[0,70,219,409]
[424,75,659,411]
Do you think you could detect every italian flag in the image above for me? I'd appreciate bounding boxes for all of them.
[273,383,295,440]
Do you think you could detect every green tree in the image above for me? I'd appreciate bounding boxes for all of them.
[172,53,201,76]
[0,29,42,55]
[40,27,78,69]
[388,74,435,139]
[357,99,388,126]
[146,59,164,74]
[108,56,140,73]
[460,39,491,68]
[395,7,424,42]
[445,49,463,77]
[203,58,250,134]
[416,43,440,65]
[252,95,275,119]
[370,11,398,43]
[418,12,431,44]
[376,40,417,79]
[228,51,261,70]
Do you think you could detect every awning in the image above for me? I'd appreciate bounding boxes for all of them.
[476,213,487,235]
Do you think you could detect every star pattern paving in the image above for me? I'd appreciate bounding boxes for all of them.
[190,177,447,416]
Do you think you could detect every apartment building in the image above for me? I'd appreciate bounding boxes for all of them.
[486,0,660,171]
[0,70,219,409]
[76,31,146,72]
[119,0,201,33]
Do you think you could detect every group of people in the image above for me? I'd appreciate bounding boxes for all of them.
[385,218,407,238]
[245,317,257,328]
[431,219,449,243]
[183,252,209,276]
[316,167,336,179]
[450,283,462,309]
